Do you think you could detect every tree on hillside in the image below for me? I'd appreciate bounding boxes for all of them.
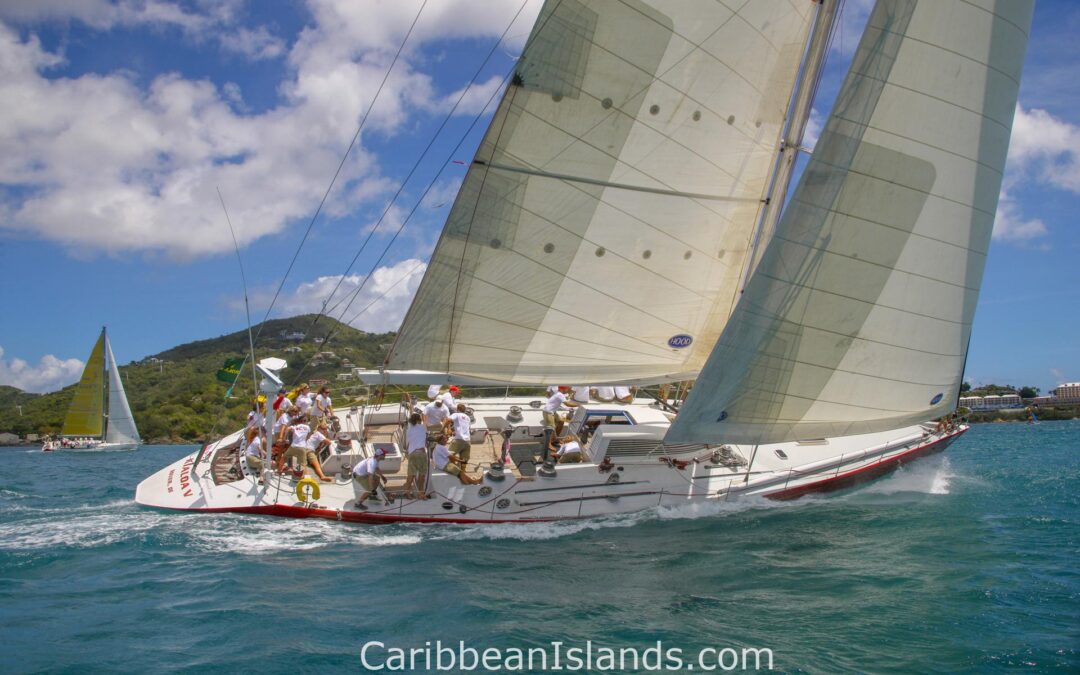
[960,382,972,393]
[1019,386,1039,399]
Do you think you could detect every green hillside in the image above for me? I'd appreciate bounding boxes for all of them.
[2,316,395,443]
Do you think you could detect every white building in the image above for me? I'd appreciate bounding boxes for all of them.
[960,394,1022,410]
[999,393,1021,407]
[959,396,985,410]
[1052,382,1080,401]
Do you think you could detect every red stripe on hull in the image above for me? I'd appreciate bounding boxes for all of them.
[155,502,559,525]
[143,429,966,523]
[764,428,965,501]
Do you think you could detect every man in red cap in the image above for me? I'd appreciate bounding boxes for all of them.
[440,385,461,411]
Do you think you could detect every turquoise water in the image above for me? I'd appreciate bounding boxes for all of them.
[1,421,1077,673]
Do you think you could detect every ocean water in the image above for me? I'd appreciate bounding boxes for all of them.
[1,422,1077,674]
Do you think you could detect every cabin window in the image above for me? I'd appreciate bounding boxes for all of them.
[578,410,635,444]
[774,449,789,460]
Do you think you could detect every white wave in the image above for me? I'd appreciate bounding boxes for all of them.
[0,511,171,550]
[0,487,29,500]
[1,498,134,516]
[654,494,790,520]
[860,456,954,495]
[183,516,422,555]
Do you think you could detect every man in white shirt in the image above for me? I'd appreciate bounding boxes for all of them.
[244,427,265,474]
[272,408,292,438]
[571,386,590,405]
[615,385,635,403]
[542,386,568,429]
[299,422,334,482]
[281,416,315,478]
[593,386,616,402]
[271,408,292,468]
[427,384,441,401]
[440,385,461,412]
[553,433,585,463]
[296,389,313,417]
[443,404,473,464]
[246,397,265,430]
[432,433,480,485]
[423,399,449,429]
[353,448,388,510]
[404,412,429,499]
[313,386,333,425]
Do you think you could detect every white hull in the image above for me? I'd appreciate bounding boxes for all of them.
[135,398,963,524]
[44,441,139,453]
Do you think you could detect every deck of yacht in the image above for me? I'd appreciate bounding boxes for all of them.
[363,420,526,490]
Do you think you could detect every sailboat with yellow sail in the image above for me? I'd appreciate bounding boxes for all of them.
[42,328,141,452]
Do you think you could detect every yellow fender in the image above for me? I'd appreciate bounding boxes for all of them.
[296,477,321,503]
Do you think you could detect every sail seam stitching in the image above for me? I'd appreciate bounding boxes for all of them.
[754,272,972,326]
[736,304,965,358]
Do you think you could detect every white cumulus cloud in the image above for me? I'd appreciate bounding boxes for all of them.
[0,346,85,394]
[240,258,427,333]
[992,105,1080,243]
[993,190,1048,242]
[1008,105,1080,192]
[0,1,541,259]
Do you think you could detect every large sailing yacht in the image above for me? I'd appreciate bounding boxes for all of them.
[136,0,1033,522]
[43,327,141,452]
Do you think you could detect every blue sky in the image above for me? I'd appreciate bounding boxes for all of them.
[0,0,1076,395]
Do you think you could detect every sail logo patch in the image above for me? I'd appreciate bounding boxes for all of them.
[930,393,944,405]
[667,334,693,349]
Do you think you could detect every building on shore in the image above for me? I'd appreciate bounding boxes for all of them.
[959,393,1022,410]
[1051,382,1080,402]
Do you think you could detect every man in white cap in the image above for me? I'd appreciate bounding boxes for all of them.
[423,397,450,430]
[353,447,388,510]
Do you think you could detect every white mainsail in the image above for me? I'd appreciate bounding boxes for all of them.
[667,0,1034,445]
[105,334,140,445]
[386,0,818,384]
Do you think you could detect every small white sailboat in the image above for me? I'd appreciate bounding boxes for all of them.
[43,327,141,452]
[136,0,1033,522]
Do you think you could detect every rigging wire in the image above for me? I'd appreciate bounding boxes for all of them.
[218,187,261,401]
[307,0,531,326]
[250,0,430,348]
[288,65,514,387]
[288,5,537,386]
[192,189,260,467]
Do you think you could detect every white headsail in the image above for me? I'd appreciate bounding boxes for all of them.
[385,0,817,384]
[105,334,141,445]
[666,0,1034,444]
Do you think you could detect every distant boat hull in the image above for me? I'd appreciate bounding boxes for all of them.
[135,400,966,525]
[43,441,139,453]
